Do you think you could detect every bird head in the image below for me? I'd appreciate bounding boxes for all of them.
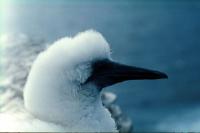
[24,30,167,125]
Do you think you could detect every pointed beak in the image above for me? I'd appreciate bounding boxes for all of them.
[85,60,168,89]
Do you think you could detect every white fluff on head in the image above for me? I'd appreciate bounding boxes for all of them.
[21,30,117,132]
[49,29,111,65]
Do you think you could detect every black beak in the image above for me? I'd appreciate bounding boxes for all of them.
[85,59,168,89]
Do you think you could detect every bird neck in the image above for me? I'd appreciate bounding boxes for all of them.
[24,81,102,125]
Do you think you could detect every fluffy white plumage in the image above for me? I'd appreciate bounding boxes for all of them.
[0,30,117,132]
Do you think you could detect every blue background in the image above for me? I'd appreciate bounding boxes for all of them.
[3,0,200,131]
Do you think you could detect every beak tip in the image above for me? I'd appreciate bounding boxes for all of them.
[159,73,168,79]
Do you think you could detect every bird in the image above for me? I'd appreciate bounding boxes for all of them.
[0,30,167,132]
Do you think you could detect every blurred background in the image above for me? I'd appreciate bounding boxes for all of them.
[1,0,200,131]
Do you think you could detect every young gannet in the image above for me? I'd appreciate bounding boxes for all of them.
[0,30,167,132]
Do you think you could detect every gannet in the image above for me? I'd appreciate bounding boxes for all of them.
[0,30,167,132]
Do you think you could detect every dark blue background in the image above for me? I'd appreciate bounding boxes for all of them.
[3,0,200,131]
